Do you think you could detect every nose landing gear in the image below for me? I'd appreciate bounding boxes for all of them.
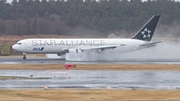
[23,53,26,60]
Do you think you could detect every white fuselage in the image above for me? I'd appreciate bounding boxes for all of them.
[12,38,147,54]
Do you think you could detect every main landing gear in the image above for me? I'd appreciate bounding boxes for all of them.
[23,53,26,60]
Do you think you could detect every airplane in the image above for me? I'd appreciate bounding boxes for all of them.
[12,15,161,60]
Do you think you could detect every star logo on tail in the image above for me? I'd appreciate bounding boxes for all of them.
[141,28,151,39]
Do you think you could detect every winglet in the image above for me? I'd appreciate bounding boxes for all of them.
[132,15,160,41]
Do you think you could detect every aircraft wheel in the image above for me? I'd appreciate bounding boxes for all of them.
[23,56,26,60]
[23,53,26,60]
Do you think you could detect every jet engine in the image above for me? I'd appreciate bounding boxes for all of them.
[67,49,79,53]
[57,52,66,56]
[57,49,82,56]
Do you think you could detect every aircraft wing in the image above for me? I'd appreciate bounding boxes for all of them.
[78,44,126,51]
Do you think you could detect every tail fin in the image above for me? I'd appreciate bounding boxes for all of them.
[132,15,160,41]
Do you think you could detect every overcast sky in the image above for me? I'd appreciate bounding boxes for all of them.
[6,0,180,3]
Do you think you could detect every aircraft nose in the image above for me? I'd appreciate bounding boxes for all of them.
[12,44,18,50]
[12,44,24,52]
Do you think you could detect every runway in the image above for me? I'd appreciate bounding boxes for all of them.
[1,70,180,90]
[1,56,180,90]
[1,56,180,64]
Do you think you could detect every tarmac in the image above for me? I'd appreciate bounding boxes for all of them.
[1,70,180,90]
[0,56,180,90]
[1,57,180,64]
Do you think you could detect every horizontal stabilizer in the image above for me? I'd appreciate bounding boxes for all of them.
[139,41,161,48]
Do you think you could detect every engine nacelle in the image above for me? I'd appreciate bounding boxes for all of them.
[57,49,68,56]
[68,49,79,53]
[57,52,66,56]
[57,49,80,56]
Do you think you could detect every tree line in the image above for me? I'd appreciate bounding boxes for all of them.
[0,0,180,37]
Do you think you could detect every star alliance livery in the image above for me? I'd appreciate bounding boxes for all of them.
[12,15,161,60]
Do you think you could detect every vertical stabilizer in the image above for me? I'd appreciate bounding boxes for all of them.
[132,15,160,41]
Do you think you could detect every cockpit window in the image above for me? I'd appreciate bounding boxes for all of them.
[16,43,22,45]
